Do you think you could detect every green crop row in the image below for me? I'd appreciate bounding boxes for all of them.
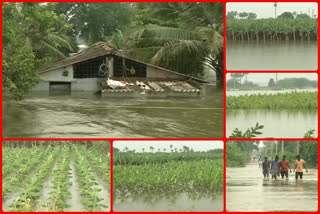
[114,151,223,165]
[114,159,223,196]
[2,148,38,180]
[85,147,110,185]
[3,144,110,212]
[8,147,60,211]
[73,145,108,211]
[46,146,73,211]
[3,147,54,197]
[227,18,317,41]
[227,91,318,109]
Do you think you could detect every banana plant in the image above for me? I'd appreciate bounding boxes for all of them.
[8,148,60,211]
[73,146,108,211]
[46,146,72,211]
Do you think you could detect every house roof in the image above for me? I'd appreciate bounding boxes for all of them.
[39,42,118,73]
[39,42,208,83]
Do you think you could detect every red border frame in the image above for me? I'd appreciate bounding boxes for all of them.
[1,1,320,214]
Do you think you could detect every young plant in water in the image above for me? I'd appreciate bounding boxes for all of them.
[46,146,72,211]
[229,123,264,138]
[73,146,108,211]
[8,148,59,211]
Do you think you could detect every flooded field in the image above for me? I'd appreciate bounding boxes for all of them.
[114,193,223,212]
[226,110,317,138]
[2,144,110,211]
[3,91,223,138]
[227,162,318,211]
[226,40,318,70]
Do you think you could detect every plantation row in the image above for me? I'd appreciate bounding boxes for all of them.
[227,91,318,110]
[2,145,110,212]
[113,151,223,165]
[113,154,223,196]
[227,18,318,41]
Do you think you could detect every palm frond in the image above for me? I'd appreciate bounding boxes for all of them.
[39,40,66,58]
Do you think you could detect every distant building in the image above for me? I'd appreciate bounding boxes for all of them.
[32,42,212,96]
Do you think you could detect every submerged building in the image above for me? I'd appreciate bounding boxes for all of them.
[32,42,213,96]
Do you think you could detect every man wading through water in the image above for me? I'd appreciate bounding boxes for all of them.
[279,155,291,179]
[262,157,270,178]
[295,155,308,179]
[270,155,280,179]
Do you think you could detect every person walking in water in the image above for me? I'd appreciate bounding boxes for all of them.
[295,155,308,180]
[258,156,263,168]
[262,157,270,178]
[279,155,291,179]
[270,155,280,179]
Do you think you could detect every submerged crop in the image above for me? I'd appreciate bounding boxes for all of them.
[114,151,223,196]
[227,91,317,110]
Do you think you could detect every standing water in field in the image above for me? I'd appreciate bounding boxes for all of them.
[114,192,223,212]
[3,91,223,138]
[227,162,318,211]
[226,109,317,138]
[226,40,318,70]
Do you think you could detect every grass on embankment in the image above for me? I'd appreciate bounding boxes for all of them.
[227,91,317,110]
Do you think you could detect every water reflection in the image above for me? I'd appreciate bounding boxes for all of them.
[227,163,318,211]
[114,192,223,211]
[226,109,317,138]
[227,40,318,70]
[3,90,223,138]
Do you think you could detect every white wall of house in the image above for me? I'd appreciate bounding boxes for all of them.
[31,65,100,92]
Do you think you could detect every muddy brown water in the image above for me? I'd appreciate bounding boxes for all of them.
[226,109,317,138]
[114,192,223,211]
[226,40,318,70]
[3,91,223,138]
[227,162,318,211]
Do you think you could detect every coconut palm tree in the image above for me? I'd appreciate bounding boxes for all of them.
[125,3,224,86]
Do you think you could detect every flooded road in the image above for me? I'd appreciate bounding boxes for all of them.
[114,192,223,212]
[3,91,223,138]
[226,110,317,138]
[227,162,318,211]
[226,40,318,70]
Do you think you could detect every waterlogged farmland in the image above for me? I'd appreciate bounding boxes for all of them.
[227,91,317,109]
[113,151,223,211]
[2,143,110,212]
[227,91,318,138]
[226,18,318,70]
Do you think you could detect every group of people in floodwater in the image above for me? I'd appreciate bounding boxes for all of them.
[258,155,307,180]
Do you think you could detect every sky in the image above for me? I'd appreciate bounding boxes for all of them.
[227,3,318,18]
[113,141,223,152]
[226,73,317,85]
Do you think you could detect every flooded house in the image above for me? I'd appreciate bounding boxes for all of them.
[32,42,213,96]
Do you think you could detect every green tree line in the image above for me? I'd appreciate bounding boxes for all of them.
[227,141,317,168]
[227,77,317,89]
[3,141,110,153]
[227,18,317,41]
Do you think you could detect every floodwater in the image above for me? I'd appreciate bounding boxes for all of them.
[226,110,317,138]
[3,91,223,138]
[114,192,223,211]
[65,160,84,212]
[227,88,317,97]
[227,162,318,211]
[226,40,318,70]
